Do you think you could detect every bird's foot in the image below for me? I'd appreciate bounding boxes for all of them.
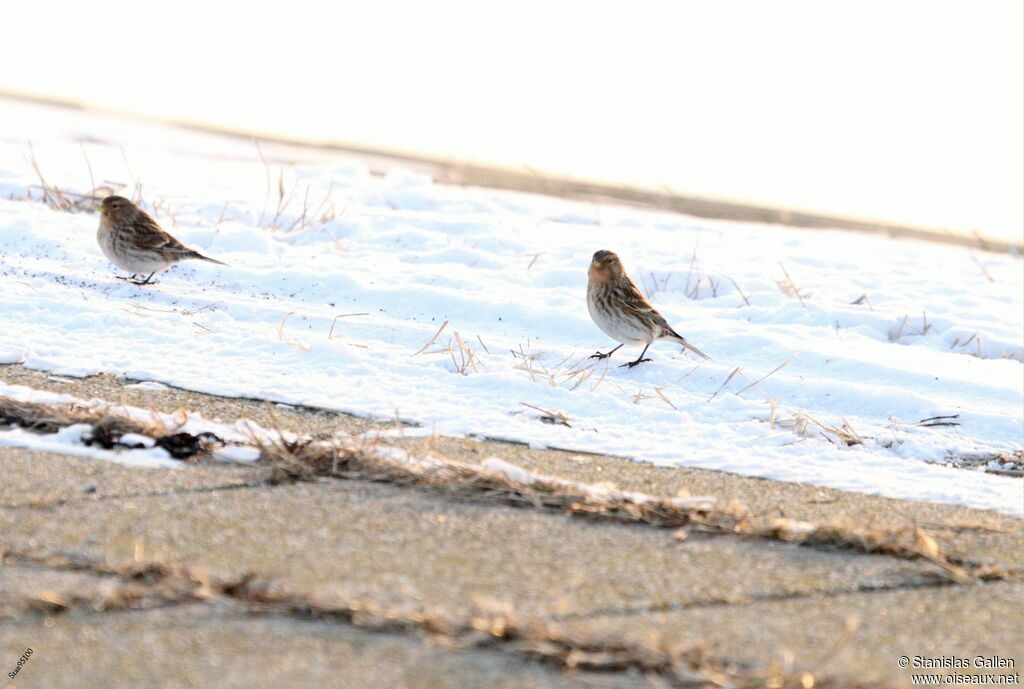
[589,350,613,360]
[117,272,158,285]
[117,276,158,286]
[620,357,653,369]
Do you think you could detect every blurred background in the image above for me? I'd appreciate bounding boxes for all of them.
[1,0,1021,242]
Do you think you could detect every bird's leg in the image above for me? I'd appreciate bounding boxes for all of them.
[132,272,158,286]
[589,344,623,360]
[620,343,653,369]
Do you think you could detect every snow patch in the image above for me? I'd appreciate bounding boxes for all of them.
[0,102,1021,514]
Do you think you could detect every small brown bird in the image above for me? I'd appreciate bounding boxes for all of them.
[587,249,710,368]
[97,195,226,285]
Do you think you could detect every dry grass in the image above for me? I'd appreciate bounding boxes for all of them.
[251,429,1018,584]
[849,293,873,310]
[0,395,160,437]
[123,301,223,336]
[912,414,960,429]
[776,263,809,307]
[969,249,996,283]
[0,395,221,459]
[276,312,312,352]
[888,312,932,342]
[254,140,339,233]
[945,331,1020,363]
[20,142,201,240]
[23,142,113,213]
[2,396,1019,687]
[450,330,483,375]
[520,402,572,427]
[707,367,741,402]
[938,449,1024,478]
[733,359,792,397]
[639,242,750,307]
[411,319,449,356]
[4,394,1017,585]
[948,330,980,353]
[411,320,484,375]
[718,273,751,306]
[771,410,865,448]
[508,343,703,405]
[326,312,370,350]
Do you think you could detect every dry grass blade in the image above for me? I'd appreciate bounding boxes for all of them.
[707,367,741,402]
[777,410,865,448]
[850,293,873,310]
[452,331,480,374]
[777,263,807,307]
[568,367,594,391]
[915,414,960,428]
[328,312,370,340]
[23,142,117,213]
[520,402,571,427]
[734,358,792,397]
[276,312,311,352]
[80,142,95,193]
[717,273,751,306]
[889,315,910,341]
[969,249,996,283]
[0,395,220,460]
[26,144,68,210]
[949,331,978,350]
[118,146,143,204]
[890,313,932,341]
[26,143,76,211]
[836,417,863,446]
[683,241,700,297]
[0,396,151,436]
[654,387,677,410]
[254,138,271,227]
[411,320,449,357]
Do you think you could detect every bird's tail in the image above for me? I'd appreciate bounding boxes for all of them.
[664,328,711,360]
[188,250,228,266]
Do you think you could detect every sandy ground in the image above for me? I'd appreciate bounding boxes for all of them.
[1,364,1021,688]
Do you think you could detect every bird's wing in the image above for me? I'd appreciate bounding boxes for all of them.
[617,276,673,329]
[131,212,189,253]
[621,276,712,359]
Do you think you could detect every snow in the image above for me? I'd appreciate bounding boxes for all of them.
[0,426,179,468]
[480,457,717,508]
[1,100,1021,515]
[481,457,547,486]
[125,380,171,391]
[0,379,263,466]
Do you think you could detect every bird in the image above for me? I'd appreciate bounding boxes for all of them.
[96,195,226,285]
[587,249,710,368]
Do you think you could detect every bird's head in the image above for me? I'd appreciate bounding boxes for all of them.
[588,249,625,284]
[99,195,134,222]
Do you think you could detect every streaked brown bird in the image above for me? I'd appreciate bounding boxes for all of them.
[587,249,710,368]
[97,195,226,285]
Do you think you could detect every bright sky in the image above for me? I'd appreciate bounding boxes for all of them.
[1,0,1021,241]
